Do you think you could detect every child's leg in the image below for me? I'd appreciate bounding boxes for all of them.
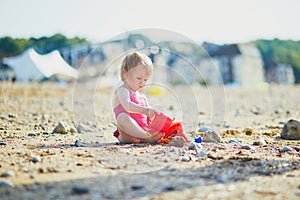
[118,130,141,144]
[116,113,164,143]
[117,113,150,139]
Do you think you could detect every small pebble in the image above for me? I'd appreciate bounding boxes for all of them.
[0,141,6,146]
[188,142,201,150]
[8,113,17,118]
[217,175,227,183]
[195,151,208,157]
[163,185,175,191]
[69,126,78,133]
[76,123,92,133]
[240,145,254,150]
[131,185,144,190]
[253,137,266,146]
[229,138,243,144]
[1,171,15,178]
[0,180,14,187]
[72,185,89,194]
[52,122,68,134]
[29,156,41,163]
[28,133,37,137]
[279,146,296,153]
[180,155,191,162]
[281,119,300,140]
[203,130,222,143]
[223,124,230,128]
[169,136,186,147]
[75,140,85,147]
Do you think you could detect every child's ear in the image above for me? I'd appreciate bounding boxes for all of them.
[121,69,127,79]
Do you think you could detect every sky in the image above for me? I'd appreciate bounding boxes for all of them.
[1,0,300,44]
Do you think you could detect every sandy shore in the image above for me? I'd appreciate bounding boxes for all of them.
[0,82,300,200]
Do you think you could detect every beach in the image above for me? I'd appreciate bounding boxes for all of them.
[0,82,300,200]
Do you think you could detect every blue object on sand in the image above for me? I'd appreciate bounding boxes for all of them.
[194,136,202,143]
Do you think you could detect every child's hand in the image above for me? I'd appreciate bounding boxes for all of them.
[147,108,156,118]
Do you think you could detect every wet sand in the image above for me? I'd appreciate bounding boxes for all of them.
[0,82,300,200]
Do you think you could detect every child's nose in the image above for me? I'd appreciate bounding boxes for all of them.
[139,80,145,86]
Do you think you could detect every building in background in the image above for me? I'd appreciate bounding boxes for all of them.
[200,42,265,87]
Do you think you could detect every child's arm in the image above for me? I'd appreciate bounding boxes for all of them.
[116,87,154,117]
[144,95,156,121]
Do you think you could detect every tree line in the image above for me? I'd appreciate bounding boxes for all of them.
[0,33,88,59]
[254,39,300,83]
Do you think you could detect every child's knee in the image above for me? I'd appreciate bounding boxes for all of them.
[116,113,130,129]
[116,113,129,123]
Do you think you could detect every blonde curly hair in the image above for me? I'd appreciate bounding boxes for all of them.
[120,51,153,81]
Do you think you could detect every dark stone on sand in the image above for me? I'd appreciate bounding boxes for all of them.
[188,142,202,150]
[281,119,300,140]
[164,185,175,191]
[29,156,41,163]
[279,146,296,153]
[240,145,254,150]
[75,140,85,147]
[131,185,144,190]
[8,113,17,118]
[0,141,6,145]
[52,122,68,134]
[229,138,243,144]
[1,171,14,178]
[72,185,89,194]
[0,180,14,187]
[28,133,37,137]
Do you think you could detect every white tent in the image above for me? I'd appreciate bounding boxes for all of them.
[3,48,78,82]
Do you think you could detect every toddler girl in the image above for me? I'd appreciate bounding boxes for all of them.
[113,51,164,143]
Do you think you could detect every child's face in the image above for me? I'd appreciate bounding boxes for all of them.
[124,64,151,91]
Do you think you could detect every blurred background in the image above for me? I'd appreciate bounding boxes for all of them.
[1,0,300,87]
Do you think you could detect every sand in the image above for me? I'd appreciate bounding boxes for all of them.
[0,82,300,200]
